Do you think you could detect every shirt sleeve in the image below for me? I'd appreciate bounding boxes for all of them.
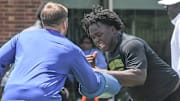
[70,48,101,93]
[0,34,18,76]
[121,39,147,69]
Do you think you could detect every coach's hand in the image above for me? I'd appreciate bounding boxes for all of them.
[86,51,98,68]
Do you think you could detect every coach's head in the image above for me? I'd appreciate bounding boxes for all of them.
[81,6,125,52]
[40,2,68,35]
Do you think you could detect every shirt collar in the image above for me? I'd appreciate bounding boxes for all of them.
[171,13,180,25]
[46,29,65,38]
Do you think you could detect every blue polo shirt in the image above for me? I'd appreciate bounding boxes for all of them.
[0,29,101,101]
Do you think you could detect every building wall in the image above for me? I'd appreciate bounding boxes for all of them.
[0,0,43,46]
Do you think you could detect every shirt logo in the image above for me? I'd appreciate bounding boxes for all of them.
[109,59,124,71]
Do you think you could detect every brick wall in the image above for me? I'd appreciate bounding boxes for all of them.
[0,0,43,46]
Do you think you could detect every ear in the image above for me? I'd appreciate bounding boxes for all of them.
[63,20,68,29]
[111,26,116,34]
[61,19,68,34]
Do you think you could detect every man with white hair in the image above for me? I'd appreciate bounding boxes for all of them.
[158,0,180,77]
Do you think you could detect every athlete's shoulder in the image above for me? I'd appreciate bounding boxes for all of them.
[121,33,141,46]
[120,33,146,52]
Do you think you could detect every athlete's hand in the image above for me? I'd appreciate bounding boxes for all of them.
[86,51,98,68]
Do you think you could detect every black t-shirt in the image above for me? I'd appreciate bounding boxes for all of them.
[107,33,179,101]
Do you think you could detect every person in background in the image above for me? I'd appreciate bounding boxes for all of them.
[80,35,107,69]
[158,0,180,77]
[81,6,180,101]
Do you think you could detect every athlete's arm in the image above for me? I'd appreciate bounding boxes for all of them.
[94,67,146,87]
[94,40,147,87]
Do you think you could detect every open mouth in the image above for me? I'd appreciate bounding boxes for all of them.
[97,42,105,49]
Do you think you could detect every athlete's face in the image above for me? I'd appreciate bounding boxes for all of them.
[88,22,117,52]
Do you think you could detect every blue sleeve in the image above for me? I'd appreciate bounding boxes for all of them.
[0,35,18,76]
[70,49,101,93]
[79,72,121,98]
[95,50,107,69]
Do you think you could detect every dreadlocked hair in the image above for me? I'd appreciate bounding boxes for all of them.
[81,5,125,34]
